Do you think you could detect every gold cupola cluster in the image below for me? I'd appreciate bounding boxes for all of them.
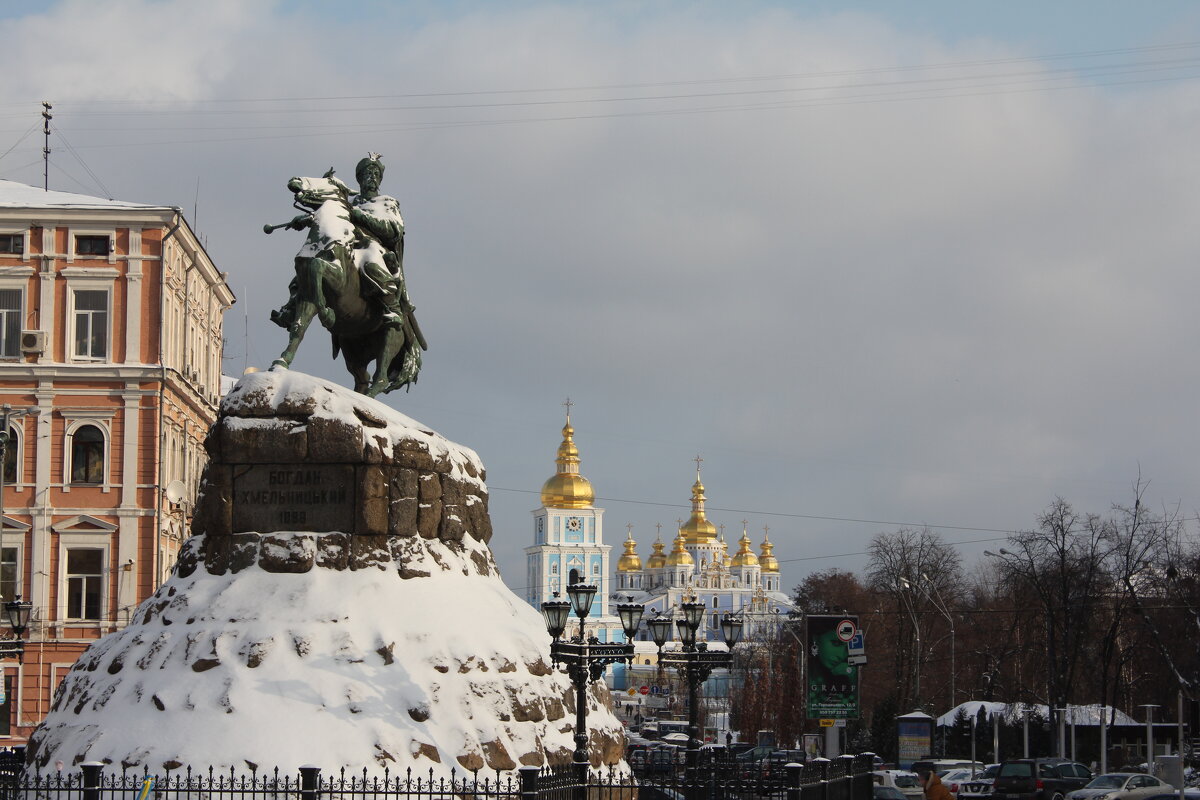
[539,408,595,509]
[759,530,780,573]
[617,528,642,573]
[646,533,667,570]
[667,530,694,566]
[678,467,718,545]
[730,526,760,567]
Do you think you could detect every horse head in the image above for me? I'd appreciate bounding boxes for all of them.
[288,174,354,210]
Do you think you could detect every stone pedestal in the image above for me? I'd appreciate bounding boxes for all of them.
[27,370,625,776]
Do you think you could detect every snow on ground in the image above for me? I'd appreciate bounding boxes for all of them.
[29,371,622,777]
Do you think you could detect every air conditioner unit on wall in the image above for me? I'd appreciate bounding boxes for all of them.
[20,330,45,354]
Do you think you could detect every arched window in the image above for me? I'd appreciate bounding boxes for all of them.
[2,425,17,484]
[568,568,581,586]
[71,424,105,485]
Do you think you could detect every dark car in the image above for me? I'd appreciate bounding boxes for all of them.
[993,759,1093,800]
[959,764,1002,800]
[760,749,808,779]
[877,788,908,800]
[629,747,677,775]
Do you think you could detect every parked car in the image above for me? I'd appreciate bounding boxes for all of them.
[1068,774,1174,800]
[760,749,808,778]
[876,788,908,800]
[942,769,981,794]
[875,770,925,800]
[958,764,1002,800]
[629,747,677,775]
[993,759,1093,800]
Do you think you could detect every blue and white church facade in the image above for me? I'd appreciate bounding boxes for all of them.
[523,407,621,642]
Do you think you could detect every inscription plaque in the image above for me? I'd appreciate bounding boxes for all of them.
[232,464,356,533]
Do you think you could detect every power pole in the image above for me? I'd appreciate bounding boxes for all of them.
[41,101,52,191]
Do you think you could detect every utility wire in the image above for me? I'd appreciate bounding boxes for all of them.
[5,38,1200,111]
[0,121,38,167]
[52,124,112,199]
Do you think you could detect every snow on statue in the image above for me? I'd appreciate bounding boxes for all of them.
[26,370,627,776]
[268,154,426,397]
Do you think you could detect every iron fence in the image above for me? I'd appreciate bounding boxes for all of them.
[0,752,874,800]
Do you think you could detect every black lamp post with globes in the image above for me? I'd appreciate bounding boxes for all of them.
[649,598,744,774]
[542,583,645,792]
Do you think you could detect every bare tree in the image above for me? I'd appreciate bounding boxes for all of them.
[866,528,962,711]
[992,498,1111,739]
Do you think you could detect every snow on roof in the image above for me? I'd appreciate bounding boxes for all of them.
[937,702,1138,726]
[0,178,167,211]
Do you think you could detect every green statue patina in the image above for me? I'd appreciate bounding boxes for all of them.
[267,153,426,397]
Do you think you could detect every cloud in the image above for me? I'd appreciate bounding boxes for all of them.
[2,2,1199,587]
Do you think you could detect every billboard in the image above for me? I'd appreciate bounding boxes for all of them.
[805,615,860,719]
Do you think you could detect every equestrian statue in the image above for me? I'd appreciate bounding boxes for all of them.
[267,153,426,397]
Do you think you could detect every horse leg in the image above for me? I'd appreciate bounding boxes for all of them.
[271,300,318,369]
[295,256,337,329]
[365,328,406,398]
[341,341,372,394]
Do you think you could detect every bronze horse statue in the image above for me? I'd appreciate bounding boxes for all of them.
[267,167,425,397]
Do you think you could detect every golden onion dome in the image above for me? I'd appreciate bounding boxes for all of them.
[666,531,694,567]
[617,528,642,573]
[646,533,667,569]
[731,527,760,567]
[759,530,780,573]
[540,411,595,509]
[679,465,718,544]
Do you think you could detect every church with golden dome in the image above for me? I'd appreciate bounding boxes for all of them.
[524,404,622,642]
[613,459,795,644]
[525,407,795,651]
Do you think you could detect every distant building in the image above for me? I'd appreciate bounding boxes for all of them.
[522,409,796,732]
[524,408,621,642]
[613,464,794,641]
[0,179,234,743]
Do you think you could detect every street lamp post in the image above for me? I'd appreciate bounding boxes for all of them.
[1140,704,1159,776]
[542,584,644,791]
[921,573,956,709]
[649,599,743,773]
[897,578,922,708]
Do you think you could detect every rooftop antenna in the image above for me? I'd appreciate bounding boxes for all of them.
[41,101,52,191]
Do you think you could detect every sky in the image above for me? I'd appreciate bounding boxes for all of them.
[3,0,1200,596]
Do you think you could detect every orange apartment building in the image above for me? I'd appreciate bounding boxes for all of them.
[0,179,234,744]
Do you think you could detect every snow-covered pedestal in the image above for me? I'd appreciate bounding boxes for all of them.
[28,370,625,775]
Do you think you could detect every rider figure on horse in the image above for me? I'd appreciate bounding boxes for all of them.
[271,153,410,332]
[347,154,410,329]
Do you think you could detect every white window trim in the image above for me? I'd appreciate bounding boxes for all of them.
[0,537,25,600]
[57,535,111,625]
[0,280,24,362]
[67,228,117,264]
[65,281,113,363]
[0,227,30,263]
[0,661,22,737]
[1,419,23,484]
[62,419,111,491]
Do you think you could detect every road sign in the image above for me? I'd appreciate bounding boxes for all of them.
[639,685,650,695]
[627,688,637,696]
[836,619,856,642]
[819,719,836,727]
[847,631,867,665]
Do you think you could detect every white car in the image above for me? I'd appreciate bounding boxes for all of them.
[941,769,980,795]
[874,770,924,800]
[1068,774,1173,800]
